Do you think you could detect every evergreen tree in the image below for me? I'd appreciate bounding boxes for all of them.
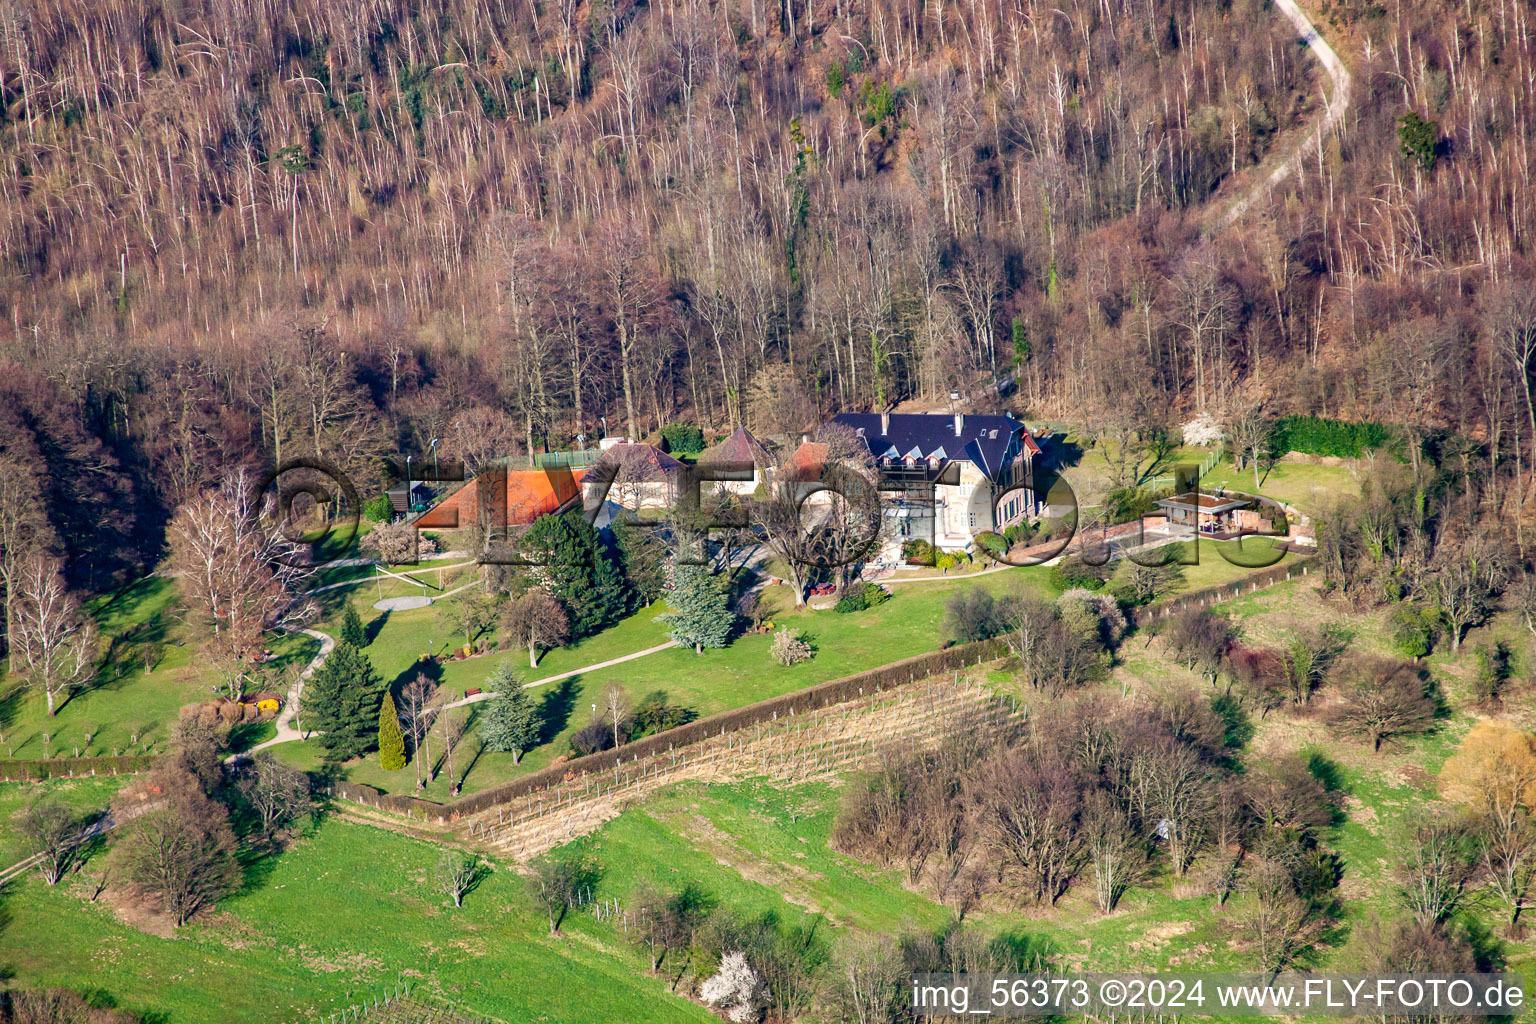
[612,515,669,608]
[479,661,541,763]
[656,565,735,654]
[377,692,407,770]
[301,641,386,761]
[521,511,630,639]
[340,603,368,648]
[1011,317,1031,367]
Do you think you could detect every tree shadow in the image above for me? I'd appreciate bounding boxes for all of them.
[0,685,19,732]
[536,676,581,745]
[366,609,391,645]
[389,657,443,702]
[226,720,274,754]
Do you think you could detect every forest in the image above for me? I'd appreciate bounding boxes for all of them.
[2,0,1530,582]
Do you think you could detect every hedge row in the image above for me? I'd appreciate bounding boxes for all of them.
[326,636,1008,821]
[1271,415,1393,458]
[0,754,157,782]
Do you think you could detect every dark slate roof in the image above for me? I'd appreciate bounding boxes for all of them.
[829,413,1038,480]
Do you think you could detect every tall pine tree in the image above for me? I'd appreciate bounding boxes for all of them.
[377,692,407,770]
[656,565,735,653]
[478,661,541,763]
[302,640,386,761]
[340,603,368,648]
[521,511,629,638]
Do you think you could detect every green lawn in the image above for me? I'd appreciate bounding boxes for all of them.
[1201,456,1359,512]
[571,779,950,935]
[0,815,716,1024]
[0,776,123,866]
[0,577,318,763]
[274,569,1065,799]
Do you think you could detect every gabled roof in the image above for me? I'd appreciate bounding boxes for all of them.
[830,413,1038,479]
[701,425,774,469]
[410,467,585,529]
[593,442,685,478]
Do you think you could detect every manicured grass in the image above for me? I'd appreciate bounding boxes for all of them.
[0,816,717,1024]
[0,577,318,762]
[278,569,1065,799]
[1201,456,1360,512]
[1168,537,1290,588]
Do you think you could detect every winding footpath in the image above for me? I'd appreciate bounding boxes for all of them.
[1212,0,1352,232]
[244,627,334,756]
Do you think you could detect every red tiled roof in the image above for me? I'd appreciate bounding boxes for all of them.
[784,442,828,480]
[412,467,585,529]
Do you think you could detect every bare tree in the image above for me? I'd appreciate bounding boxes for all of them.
[1244,858,1313,973]
[112,769,240,927]
[529,851,599,934]
[1398,815,1475,928]
[18,797,86,885]
[438,707,468,796]
[399,673,439,789]
[237,754,312,843]
[0,446,54,675]
[1425,529,1513,651]
[1224,395,1272,489]
[602,682,631,749]
[167,471,312,698]
[1084,789,1142,913]
[436,852,486,908]
[1329,656,1436,751]
[10,554,96,716]
[501,588,571,668]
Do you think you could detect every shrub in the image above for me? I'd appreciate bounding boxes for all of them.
[1049,556,1108,591]
[901,538,935,564]
[770,628,814,666]
[363,493,395,523]
[1105,487,1157,524]
[1003,521,1037,546]
[1057,588,1126,648]
[975,531,1009,558]
[570,722,615,756]
[629,690,698,736]
[833,582,891,613]
[944,588,1000,643]
[1389,604,1439,659]
[659,422,705,454]
[1471,643,1509,703]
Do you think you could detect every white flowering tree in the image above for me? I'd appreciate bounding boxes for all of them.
[1179,413,1225,448]
[700,951,765,1023]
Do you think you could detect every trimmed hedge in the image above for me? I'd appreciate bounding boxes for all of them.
[0,754,157,782]
[1271,415,1392,458]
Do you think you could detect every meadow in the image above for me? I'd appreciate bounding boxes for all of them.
[0,803,717,1024]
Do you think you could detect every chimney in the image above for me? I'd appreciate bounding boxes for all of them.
[880,411,890,435]
[953,413,964,437]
